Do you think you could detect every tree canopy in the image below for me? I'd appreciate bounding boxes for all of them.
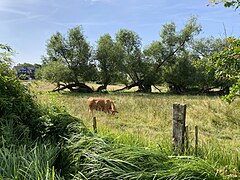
[40,26,97,92]
[95,33,119,91]
[35,16,239,97]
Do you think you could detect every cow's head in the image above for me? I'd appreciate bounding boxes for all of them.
[111,110,118,115]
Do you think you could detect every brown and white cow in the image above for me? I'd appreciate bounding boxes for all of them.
[87,97,118,115]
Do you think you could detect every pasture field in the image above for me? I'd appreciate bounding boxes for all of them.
[32,80,240,177]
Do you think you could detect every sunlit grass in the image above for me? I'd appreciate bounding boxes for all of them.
[32,80,240,177]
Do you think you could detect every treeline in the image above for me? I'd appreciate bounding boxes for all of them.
[35,16,237,95]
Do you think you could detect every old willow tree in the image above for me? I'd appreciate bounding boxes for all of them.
[41,26,96,92]
[95,33,120,92]
[114,29,150,92]
[143,16,201,93]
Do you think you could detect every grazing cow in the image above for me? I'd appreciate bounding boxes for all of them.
[88,97,118,115]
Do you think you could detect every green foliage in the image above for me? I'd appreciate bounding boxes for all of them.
[37,61,73,83]
[0,44,61,179]
[0,43,91,179]
[38,17,236,94]
[19,73,30,80]
[39,104,91,142]
[214,38,240,102]
[224,0,240,9]
[16,62,41,69]
[209,0,240,10]
[0,73,44,140]
[115,29,144,85]
[192,37,231,92]
[143,41,164,85]
[163,53,197,91]
[0,45,43,141]
[43,26,97,83]
[96,34,120,85]
[143,16,201,92]
[0,44,14,77]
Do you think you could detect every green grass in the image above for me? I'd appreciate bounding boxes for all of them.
[62,129,222,180]
[0,142,60,180]
[32,81,240,178]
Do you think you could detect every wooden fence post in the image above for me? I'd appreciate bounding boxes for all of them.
[195,125,198,155]
[185,125,189,153]
[172,103,186,154]
[93,117,97,133]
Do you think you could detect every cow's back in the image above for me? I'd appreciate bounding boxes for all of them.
[87,97,117,114]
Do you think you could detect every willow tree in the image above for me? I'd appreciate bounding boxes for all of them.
[42,26,96,92]
[95,34,120,91]
[144,16,201,93]
[191,37,232,93]
[115,29,149,92]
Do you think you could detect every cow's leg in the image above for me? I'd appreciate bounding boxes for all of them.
[88,107,94,117]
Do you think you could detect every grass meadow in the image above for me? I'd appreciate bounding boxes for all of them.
[32,80,240,178]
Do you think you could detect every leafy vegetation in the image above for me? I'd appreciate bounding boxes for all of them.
[37,16,239,98]
[1,43,230,179]
[214,38,240,103]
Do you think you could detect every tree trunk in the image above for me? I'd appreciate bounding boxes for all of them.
[137,84,152,93]
[114,81,152,93]
[168,82,184,94]
[113,82,139,92]
[97,83,108,92]
[52,82,94,93]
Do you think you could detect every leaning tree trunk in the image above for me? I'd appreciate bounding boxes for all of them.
[113,82,139,92]
[52,82,94,93]
[97,83,108,92]
[113,81,152,93]
[143,84,152,93]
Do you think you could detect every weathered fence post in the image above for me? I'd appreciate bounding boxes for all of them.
[195,125,198,155]
[185,125,189,153]
[172,103,186,154]
[93,117,97,133]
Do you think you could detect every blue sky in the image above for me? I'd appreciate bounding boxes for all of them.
[0,0,239,65]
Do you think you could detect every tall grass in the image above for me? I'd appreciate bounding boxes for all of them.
[33,81,240,178]
[63,132,222,180]
[0,142,60,180]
